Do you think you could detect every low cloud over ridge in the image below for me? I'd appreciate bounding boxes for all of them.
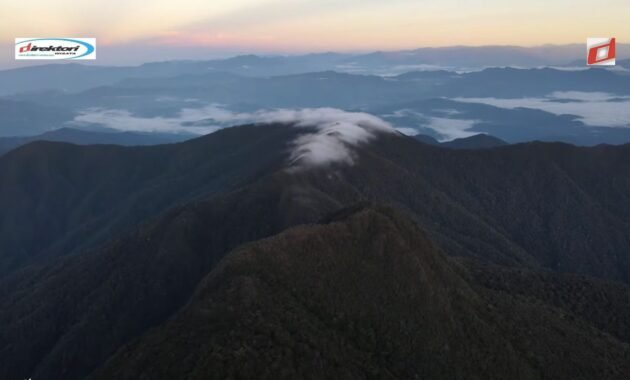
[74,106,395,167]
[259,108,394,167]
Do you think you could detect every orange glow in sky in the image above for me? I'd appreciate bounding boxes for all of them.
[1,0,627,65]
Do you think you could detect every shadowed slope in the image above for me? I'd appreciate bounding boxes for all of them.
[0,124,297,276]
[91,207,630,380]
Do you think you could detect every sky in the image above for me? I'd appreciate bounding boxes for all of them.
[1,0,628,67]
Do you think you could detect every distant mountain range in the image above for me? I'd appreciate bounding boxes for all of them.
[2,44,629,95]
[414,133,508,149]
[0,128,193,156]
[4,63,630,145]
[0,98,75,136]
[1,124,630,379]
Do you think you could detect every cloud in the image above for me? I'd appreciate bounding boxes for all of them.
[255,108,394,167]
[426,117,478,141]
[73,107,225,134]
[383,109,477,141]
[396,127,419,136]
[73,105,394,167]
[454,92,630,128]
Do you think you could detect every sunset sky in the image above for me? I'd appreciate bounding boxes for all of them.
[1,0,627,67]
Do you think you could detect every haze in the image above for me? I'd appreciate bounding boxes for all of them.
[1,0,627,68]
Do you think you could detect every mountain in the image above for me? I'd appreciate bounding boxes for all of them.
[0,62,234,96]
[6,65,630,145]
[0,99,75,137]
[2,123,630,379]
[5,45,627,95]
[2,124,630,281]
[46,67,630,110]
[617,59,630,69]
[0,125,298,277]
[90,206,630,380]
[442,133,508,149]
[413,133,508,149]
[348,45,589,69]
[3,202,629,379]
[0,128,193,156]
[3,44,628,96]
[412,133,440,145]
[0,146,341,380]
[394,69,460,80]
[379,97,630,146]
[435,67,630,97]
[65,70,422,111]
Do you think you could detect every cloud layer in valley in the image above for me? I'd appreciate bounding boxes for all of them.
[385,108,479,141]
[421,117,478,141]
[454,92,630,128]
[72,105,248,135]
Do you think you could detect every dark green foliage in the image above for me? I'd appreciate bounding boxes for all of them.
[462,258,630,344]
[354,134,630,282]
[91,207,630,380]
[2,124,630,379]
[0,125,297,276]
[0,169,343,380]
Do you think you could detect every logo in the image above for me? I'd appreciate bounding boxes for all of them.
[15,38,96,60]
[587,37,616,66]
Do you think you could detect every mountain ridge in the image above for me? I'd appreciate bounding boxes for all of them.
[90,205,630,380]
[0,127,193,156]
[2,124,630,379]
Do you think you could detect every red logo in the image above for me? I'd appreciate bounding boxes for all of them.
[19,43,32,53]
[587,38,616,66]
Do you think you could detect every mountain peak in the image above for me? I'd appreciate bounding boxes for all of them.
[91,204,630,379]
[442,133,508,149]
